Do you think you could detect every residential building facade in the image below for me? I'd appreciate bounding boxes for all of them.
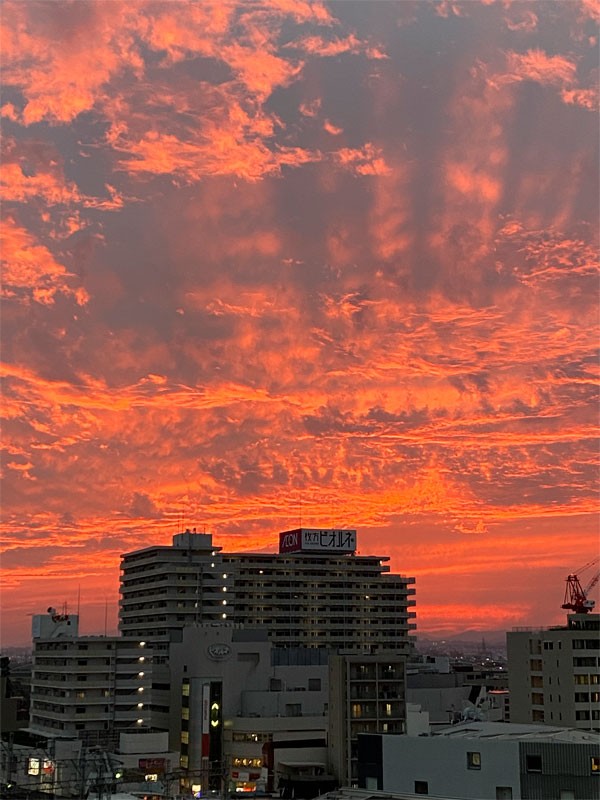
[120,528,416,653]
[29,610,169,747]
[507,614,600,731]
[329,652,408,787]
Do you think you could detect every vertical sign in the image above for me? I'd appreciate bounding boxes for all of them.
[201,683,210,758]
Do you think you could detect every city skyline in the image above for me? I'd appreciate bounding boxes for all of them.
[1,0,599,646]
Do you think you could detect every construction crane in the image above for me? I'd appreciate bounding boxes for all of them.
[561,557,600,614]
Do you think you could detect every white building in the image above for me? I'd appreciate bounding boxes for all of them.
[29,609,169,747]
[507,613,600,730]
[168,624,334,795]
[357,722,600,800]
[120,528,416,653]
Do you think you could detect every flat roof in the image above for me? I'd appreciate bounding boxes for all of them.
[432,721,600,743]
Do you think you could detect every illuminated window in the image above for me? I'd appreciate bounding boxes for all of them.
[181,731,189,744]
[591,756,600,773]
[28,758,41,776]
[467,752,481,770]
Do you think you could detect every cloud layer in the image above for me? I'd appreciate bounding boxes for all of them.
[1,0,598,644]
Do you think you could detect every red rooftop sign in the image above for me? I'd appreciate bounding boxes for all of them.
[279,528,357,554]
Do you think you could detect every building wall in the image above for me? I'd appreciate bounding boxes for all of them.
[518,741,600,800]
[119,532,230,639]
[373,733,522,799]
[119,531,416,654]
[329,653,407,787]
[225,551,416,652]
[169,624,330,792]
[29,632,168,744]
[507,615,600,730]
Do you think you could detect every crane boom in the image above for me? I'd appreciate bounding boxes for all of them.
[561,559,599,614]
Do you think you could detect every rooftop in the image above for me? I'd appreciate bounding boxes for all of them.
[432,721,600,743]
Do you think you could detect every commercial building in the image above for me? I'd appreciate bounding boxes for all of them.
[120,528,416,653]
[357,722,600,799]
[168,623,333,795]
[507,613,600,731]
[28,609,169,747]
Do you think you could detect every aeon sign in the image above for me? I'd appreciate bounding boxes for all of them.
[279,528,357,554]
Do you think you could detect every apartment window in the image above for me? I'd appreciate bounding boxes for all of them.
[526,754,542,773]
[531,693,544,705]
[496,789,512,800]
[308,678,321,691]
[575,692,589,702]
[530,659,542,671]
[285,704,301,717]
[543,641,553,650]
[28,759,40,776]
[574,675,590,685]
[414,781,428,794]
[270,678,282,691]
[591,756,600,773]
[76,707,85,714]
[530,675,543,688]
[576,710,590,720]
[467,752,481,770]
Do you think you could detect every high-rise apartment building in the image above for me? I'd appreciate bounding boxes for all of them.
[507,613,600,731]
[119,528,416,652]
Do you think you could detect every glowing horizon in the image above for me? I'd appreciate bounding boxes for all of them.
[1,0,598,647]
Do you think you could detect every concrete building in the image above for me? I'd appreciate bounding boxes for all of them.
[507,613,600,731]
[357,721,600,799]
[120,528,416,653]
[168,624,333,795]
[119,530,230,643]
[329,652,408,787]
[29,610,169,747]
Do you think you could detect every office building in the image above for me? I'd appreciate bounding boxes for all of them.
[507,613,600,731]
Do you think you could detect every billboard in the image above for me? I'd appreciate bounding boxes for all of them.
[279,528,357,554]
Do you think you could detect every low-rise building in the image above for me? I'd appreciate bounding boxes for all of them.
[357,721,600,799]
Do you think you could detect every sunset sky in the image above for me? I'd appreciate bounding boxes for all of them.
[1,0,599,647]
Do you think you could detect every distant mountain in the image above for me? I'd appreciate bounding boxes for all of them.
[417,629,508,645]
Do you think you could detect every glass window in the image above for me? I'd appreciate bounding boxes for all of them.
[496,789,512,800]
[526,754,542,773]
[467,752,481,770]
[414,781,428,795]
[591,756,600,773]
